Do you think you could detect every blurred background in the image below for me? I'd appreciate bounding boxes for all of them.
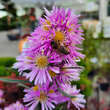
[0,0,110,110]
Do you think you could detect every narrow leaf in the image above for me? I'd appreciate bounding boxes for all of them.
[17,83,30,89]
[0,78,31,84]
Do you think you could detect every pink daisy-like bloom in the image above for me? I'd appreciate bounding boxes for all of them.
[58,64,82,84]
[23,84,60,110]
[0,89,5,104]
[61,84,86,110]
[13,50,61,85]
[29,7,84,65]
[4,101,27,110]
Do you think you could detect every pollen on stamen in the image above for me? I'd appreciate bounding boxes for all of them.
[43,20,51,31]
[33,85,39,91]
[35,56,48,68]
[54,31,65,42]
[38,92,47,102]
[49,70,56,77]
[49,89,54,94]
[71,97,77,101]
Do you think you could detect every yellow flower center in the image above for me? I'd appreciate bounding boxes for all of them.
[35,56,48,68]
[43,20,51,31]
[38,92,47,102]
[33,85,39,91]
[68,28,72,32]
[45,20,51,25]
[49,89,54,94]
[49,70,56,77]
[71,97,77,101]
[54,31,65,42]
[43,26,49,31]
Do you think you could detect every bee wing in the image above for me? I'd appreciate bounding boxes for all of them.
[58,46,70,55]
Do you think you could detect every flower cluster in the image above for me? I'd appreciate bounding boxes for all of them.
[14,7,86,110]
[4,101,27,110]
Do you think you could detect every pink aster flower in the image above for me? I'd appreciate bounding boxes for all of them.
[0,89,5,104]
[13,50,61,85]
[61,84,86,110]
[23,84,60,110]
[58,64,82,84]
[14,7,85,84]
[29,7,84,65]
[4,101,27,110]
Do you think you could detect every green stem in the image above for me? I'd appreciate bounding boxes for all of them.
[0,78,32,88]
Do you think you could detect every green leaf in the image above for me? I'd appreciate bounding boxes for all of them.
[17,83,30,89]
[0,78,31,84]
[0,57,16,67]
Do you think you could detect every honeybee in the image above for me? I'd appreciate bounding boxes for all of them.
[50,40,83,71]
[51,40,70,55]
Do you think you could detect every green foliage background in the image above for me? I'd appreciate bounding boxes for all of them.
[0,57,18,76]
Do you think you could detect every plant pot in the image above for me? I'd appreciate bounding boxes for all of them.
[100,83,109,91]
[7,34,20,41]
